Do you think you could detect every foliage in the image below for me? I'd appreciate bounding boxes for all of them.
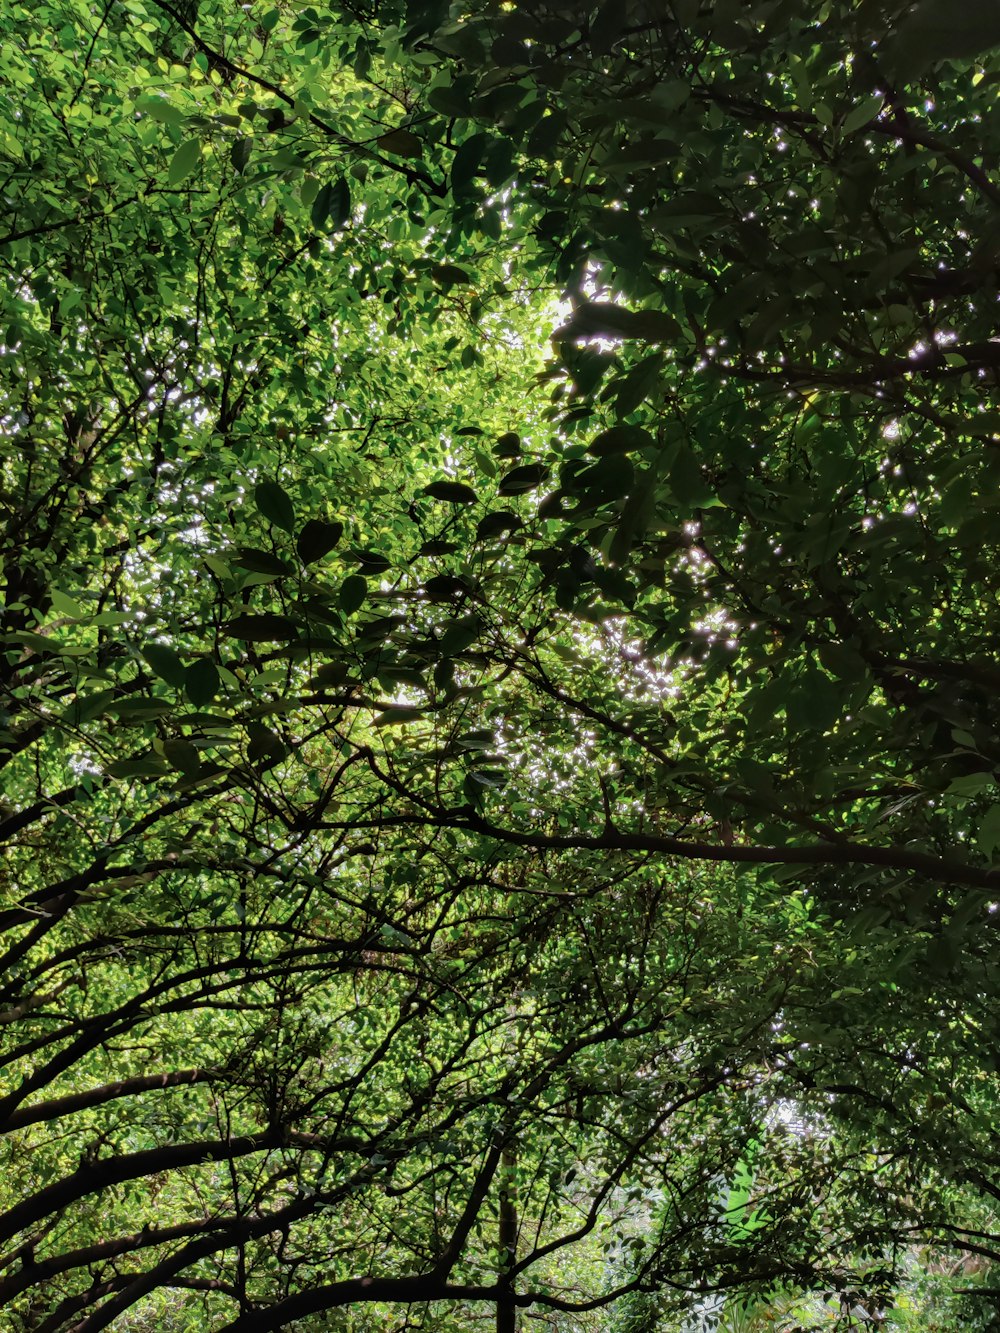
[3,0,1000,1328]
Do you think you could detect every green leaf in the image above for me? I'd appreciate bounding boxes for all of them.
[946,772,996,798]
[62,688,116,727]
[254,481,296,534]
[112,700,174,724]
[49,589,86,619]
[463,768,506,804]
[135,95,188,126]
[167,138,202,187]
[106,755,169,779]
[204,555,233,579]
[143,643,187,688]
[842,95,883,136]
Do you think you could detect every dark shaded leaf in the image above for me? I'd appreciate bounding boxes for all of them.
[163,739,202,777]
[310,661,355,689]
[230,138,252,172]
[246,721,286,763]
[222,614,298,641]
[455,729,495,751]
[234,548,293,576]
[553,301,681,344]
[377,128,423,158]
[424,574,472,600]
[537,491,565,519]
[185,658,220,707]
[494,431,521,457]
[424,480,478,504]
[143,644,187,688]
[610,480,657,565]
[440,616,483,654]
[340,575,368,614]
[612,352,665,417]
[112,700,174,723]
[254,481,296,534]
[350,549,392,573]
[356,614,403,642]
[297,519,344,563]
[62,689,116,727]
[452,132,489,191]
[572,453,635,503]
[476,510,522,540]
[377,665,427,690]
[431,264,472,286]
[420,539,460,555]
[374,706,424,726]
[588,425,655,456]
[498,462,548,495]
[330,177,352,228]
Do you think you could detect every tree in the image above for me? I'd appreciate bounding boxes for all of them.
[2,0,1000,1328]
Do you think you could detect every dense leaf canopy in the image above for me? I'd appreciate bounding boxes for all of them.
[2,0,1000,1328]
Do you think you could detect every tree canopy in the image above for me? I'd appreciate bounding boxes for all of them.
[3,0,1000,1328]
